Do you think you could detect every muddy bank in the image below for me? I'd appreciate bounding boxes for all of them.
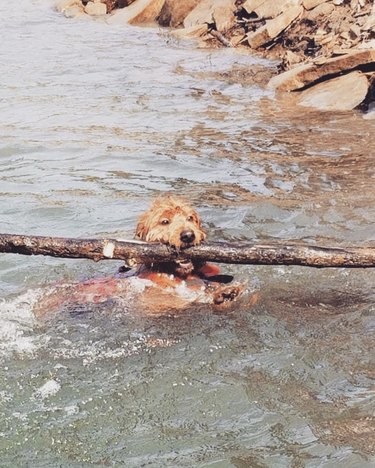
[56,0,375,114]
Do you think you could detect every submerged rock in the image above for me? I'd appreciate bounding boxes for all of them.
[298,71,369,111]
[170,23,208,41]
[64,5,85,18]
[84,0,107,16]
[55,0,86,18]
[183,0,236,33]
[158,0,201,28]
[268,49,375,91]
[107,0,165,25]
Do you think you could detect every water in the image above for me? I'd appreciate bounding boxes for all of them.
[0,1,374,466]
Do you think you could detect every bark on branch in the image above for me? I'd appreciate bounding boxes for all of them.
[209,29,233,47]
[1,233,375,268]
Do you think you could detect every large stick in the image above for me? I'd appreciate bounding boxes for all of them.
[1,233,375,268]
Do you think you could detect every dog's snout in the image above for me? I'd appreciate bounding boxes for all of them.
[180,230,195,244]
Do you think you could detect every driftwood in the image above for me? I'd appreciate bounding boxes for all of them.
[209,29,233,48]
[1,233,375,268]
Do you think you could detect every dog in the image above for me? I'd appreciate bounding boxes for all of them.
[134,195,207,278]
[34,196,245,317]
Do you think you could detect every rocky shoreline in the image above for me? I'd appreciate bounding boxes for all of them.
[56,0,375,115]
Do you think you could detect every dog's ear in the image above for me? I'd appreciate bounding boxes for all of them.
[193,212,204,229]
[135,223,146,240]
[135,214,148,240]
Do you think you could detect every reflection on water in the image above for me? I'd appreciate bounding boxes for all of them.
[0,0,374,466]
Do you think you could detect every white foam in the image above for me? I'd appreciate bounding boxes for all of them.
[0,289,41,359]
[127,276,153,292]
[65,404,79,415]
[50,335,148,366]
[34,379,61,399]
[173,282,210,303]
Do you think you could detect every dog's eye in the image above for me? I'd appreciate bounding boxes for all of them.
[160,219,170,225]
[187,215,194,222]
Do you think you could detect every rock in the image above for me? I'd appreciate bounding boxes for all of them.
[268,49,375,91]
[315,30,335,46]
[243,0,267,14]
[338,18,351,35]
[302,0,328,9]
[245,0,302,20]
[305,3,334,20]
[350,24,361,38]
[213,1,236,32]
[158,0,201,27]
[117,0,137,6]
[64,4,85,17]
[107,0,165,25]
[84,1,107,16]
[359,39,375,49]
[183,0,236,33]
[247,6,303,49]
[170,23,208,39]
[363,104,375,119]
[230,33,247,46]
[284,49,303,68]
[55,0,85,17]
[298,71,369,111]
[363,12,375,31]
[102,0,119,12]
[340,31,350,41]
[55,0,83,12]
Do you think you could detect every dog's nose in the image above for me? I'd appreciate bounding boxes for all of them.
[180,230,195,244]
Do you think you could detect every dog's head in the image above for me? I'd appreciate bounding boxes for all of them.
[136,196,206,250]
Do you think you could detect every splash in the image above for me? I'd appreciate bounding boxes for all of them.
[0,289,42,359]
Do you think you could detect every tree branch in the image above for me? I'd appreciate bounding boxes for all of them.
[209,29,233,47]
[1,233,375,268]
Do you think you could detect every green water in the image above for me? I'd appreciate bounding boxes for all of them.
[0,1,374,466]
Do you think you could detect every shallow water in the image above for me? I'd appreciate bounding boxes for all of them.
[0,1,374,466]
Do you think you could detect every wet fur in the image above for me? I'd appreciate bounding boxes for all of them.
[35,196,245,316]
[132,196,244,307]
[136,196,206,249]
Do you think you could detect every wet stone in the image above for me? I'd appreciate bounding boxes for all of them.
[302,0,329,10]
[298,70,369,111]
[183,0,236,33]
[107,0,165,25]
[247,0,302,20]
[268,49,375,91]
[158,0,202,28]
[84,1,107,16]
[305,2,335,20]
[55,0,83,12]
[64,5,85,17]
[247,6,303,49]
[243,0,269,14]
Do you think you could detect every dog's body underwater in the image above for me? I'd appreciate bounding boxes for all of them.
[35,196,245,316]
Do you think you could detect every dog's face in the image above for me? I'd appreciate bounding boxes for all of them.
[136,196,206,249]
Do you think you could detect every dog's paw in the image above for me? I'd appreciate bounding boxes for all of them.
[213,284,244,305]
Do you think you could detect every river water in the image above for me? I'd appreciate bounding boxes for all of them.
[0,1,374,466]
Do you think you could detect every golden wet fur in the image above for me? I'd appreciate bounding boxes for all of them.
[135,196,206,249]
[35,196,248,316]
